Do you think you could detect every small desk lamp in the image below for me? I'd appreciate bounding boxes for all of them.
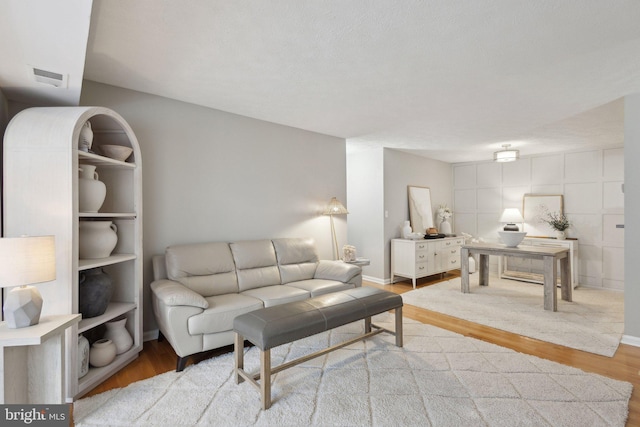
[499,208,525,231]
[0,235,56,328]
[323,197,349,260]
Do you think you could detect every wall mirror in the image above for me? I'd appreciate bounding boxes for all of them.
[408,185,434,233]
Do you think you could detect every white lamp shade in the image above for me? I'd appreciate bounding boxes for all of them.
[323,197,349,215]
[0,235,56,286]
[1,236,56,328]
[499,208,524,224]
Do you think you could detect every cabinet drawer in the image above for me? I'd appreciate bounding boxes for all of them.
[415,250,429,262]
[441,238,463,248]
[415,262,429,275]
[415,242,429,251]
[444,247,460,257]
[446,257,460,268]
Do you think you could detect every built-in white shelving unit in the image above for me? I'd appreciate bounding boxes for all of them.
[3,107,143,401]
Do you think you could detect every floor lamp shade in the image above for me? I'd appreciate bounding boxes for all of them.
[323,197,349,260]
[0,235,56,328]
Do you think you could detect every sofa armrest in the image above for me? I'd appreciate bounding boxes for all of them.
[150,279,209,309]
[314,260,362,283]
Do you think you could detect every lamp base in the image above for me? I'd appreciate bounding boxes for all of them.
[503,223,520,231]
[2,285,43,328]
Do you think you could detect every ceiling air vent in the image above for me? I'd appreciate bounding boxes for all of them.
[28,65,68,88]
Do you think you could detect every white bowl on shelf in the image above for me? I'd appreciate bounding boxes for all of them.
[100,145,133,162]
[498,231,527,247]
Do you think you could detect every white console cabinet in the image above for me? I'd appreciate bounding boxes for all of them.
[391,237,464,288]
[498,237,579,289]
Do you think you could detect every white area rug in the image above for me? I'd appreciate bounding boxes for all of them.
[402,276,624,357]
[74,314,631,426]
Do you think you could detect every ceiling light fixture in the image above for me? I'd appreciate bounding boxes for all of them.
[493,144,519,162]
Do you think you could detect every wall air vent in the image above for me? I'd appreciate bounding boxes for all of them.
[28,65,68,88]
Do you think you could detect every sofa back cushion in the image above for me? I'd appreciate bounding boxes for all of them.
[230,240,281,291]
[273,237,319,284]
[165,242,238,297]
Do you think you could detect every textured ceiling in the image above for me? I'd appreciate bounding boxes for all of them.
[2,1,640,162]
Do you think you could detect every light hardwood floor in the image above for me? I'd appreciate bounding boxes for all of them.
[81,272,640,426]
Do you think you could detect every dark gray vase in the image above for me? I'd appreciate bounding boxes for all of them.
[78,268,113,318]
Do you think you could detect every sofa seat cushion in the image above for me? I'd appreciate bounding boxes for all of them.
[241,285,310,307]
[188,294,263,335]
[285,279,356,297]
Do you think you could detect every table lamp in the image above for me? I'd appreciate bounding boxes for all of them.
[0,235,56,328]
[323,197,349,260]
[499,208,525,231]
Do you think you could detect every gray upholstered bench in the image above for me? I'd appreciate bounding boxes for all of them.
[233,287,403,409]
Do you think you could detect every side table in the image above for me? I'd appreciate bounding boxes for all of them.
[0,314,80,404]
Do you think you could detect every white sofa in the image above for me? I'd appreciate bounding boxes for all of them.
[150,237,362,370]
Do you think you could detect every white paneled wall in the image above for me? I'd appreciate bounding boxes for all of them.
[453,147,624,290]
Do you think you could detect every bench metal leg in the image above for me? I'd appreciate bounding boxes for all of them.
[235,333,244,384]
[364,316,371,333]
[260,349,271,410]
[395,306,403,347]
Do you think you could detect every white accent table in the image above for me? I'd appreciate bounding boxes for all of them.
[0,314,80,404]
[461,243,571,311]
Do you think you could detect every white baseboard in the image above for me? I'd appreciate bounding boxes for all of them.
[621,334,640,347]
[362,275,390,285]
[144,329,160,342]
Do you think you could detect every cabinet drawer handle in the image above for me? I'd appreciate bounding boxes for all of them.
[445,242,452,246]
[450,249,457,254]
[418,266,425,270]
[418,255,425,259]
[418,244,426,249]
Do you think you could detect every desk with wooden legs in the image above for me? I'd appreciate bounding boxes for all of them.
[460,243,571,312]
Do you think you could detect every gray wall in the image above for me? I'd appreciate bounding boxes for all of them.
[347,145,452,282]
[624,94,640,342]
[80,81,348,334]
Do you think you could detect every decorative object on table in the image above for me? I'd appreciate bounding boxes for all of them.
[89,338,117,367]
[78,334,90,378]
[498,230,527,247]
[104,318,133,355]
[78,120,93,152]
[499,208,524,231]
[402,221,412,239]
[493,143,519,162]
[437,204,453,235]
[0,235,56,329]
[79,221,118,259]
[426,227,439,236]
[342,244,357,262]
[522,194,564,237]
[99,144,133,162]
[78,268,113,318]
[542,211,571,240]
[323,197,349,260]
[408,186,434,235]
[78,164,106,213]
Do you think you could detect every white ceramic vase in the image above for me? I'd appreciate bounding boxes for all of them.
[402,221,412,239]
[78,164,106,212]
[439,218,452,235]
[78,334,90,378]
[89,338,116,368]
[104,318,133,355]
[556,230,566,240]
[78,121,93,152]
[79,221,118,259]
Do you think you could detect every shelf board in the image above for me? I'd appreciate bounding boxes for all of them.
[78,151,135,169]
[79,212,137,218]
[78,302,137,333]
[79,253,136,270]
